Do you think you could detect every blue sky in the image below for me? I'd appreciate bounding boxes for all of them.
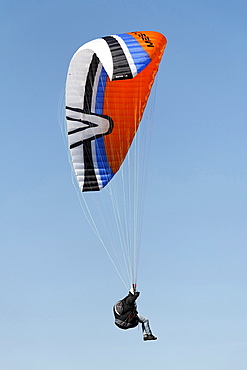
[1,0,247,369]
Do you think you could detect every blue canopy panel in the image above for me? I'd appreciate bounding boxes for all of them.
[117,33,151,74]
[94,67,114,188]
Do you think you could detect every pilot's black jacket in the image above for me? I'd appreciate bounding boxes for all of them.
[113,291,140,329]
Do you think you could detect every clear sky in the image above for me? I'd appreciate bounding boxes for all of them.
[1,0,247,369]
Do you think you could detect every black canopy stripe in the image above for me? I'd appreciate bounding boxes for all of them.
[102,36,133,80]
[66,106,83,114]
[82,53,100,191]
[70,140,83,149]
[68,121,98,136]
[82,140,100,191]
[83,53,100,113]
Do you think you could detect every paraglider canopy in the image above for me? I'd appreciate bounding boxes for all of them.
[65,31,167,192]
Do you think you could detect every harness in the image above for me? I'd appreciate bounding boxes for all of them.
[113,300,139,330]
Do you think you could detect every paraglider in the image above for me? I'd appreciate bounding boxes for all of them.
[65,31,167,339]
